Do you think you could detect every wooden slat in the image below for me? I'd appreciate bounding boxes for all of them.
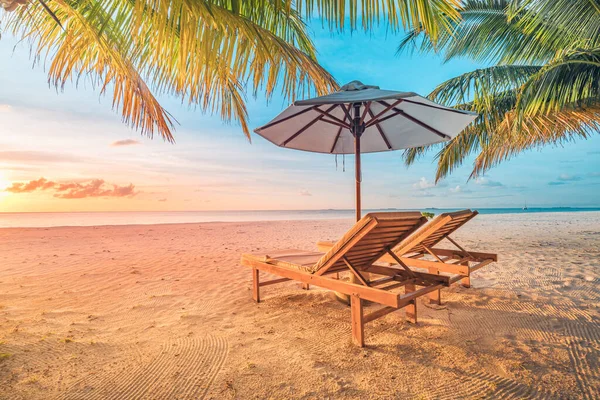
[384,248,417,277]
[374,219,424,228]
[364,306,399,324]
[343,248,385,257]
[315,218,379,276]
[371,221,424,229]
[376,254,470,276]
[342,257,370,286]
[429,248,497,262]
[470,258,494,273]
[398,283,443,309]
[369,276,395,286]
[360,232,415,241]
[242,258,400,307]
[394,215,453,256]
[365,264,452,286]
[380,279,417,291]
[259,277,290,287]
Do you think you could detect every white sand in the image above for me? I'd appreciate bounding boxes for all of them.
[0,212,598,399]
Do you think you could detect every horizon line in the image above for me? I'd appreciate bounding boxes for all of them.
[1,206,600,215]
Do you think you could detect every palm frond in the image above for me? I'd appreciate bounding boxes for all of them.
[1,0,341,140]
[429,64,540,105]
[471,106,600,177]
[398,0,562,64]
[421,88,600,180]
[513,0,600,50]
[298,0,462,42]
[4,0,176,141]
[516,48,600,117]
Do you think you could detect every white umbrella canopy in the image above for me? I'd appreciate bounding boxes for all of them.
[255,80,477,221]
[255,81,477,155]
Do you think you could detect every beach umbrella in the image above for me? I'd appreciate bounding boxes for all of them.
[255,80,478,221]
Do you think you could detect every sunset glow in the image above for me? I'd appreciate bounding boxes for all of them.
[1,28,598,214]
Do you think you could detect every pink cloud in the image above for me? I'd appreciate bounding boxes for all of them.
[5,177,55,193]
[5,177,138,199]
[110,139,141,147]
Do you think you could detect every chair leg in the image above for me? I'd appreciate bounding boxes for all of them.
[302,283,310,290]
[350,294,364,347]
[405,283,418,324]
[252,268,260,303]
[461,275,471,288]
[461,261,471,288]
[428,267,442,305]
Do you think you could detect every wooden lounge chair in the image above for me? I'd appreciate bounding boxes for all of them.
[318,209,497,305]
[241,212,473,347]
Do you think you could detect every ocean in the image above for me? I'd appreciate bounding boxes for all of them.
[0,207,599,228]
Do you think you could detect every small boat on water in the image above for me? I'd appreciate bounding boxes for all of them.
[523,201,528,211]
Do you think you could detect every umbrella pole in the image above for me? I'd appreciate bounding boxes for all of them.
[335,103,368,305]
[351,103,369,287]
[353,102,362,222]
[355,130,361,222]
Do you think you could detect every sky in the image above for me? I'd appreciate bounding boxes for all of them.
[0,23,599,212]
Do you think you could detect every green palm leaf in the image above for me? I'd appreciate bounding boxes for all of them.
[401,0,600,180]
[1,0,462,141]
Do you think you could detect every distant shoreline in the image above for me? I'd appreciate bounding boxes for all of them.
[0,208,599,229]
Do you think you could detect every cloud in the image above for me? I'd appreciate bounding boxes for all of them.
[0,104,12,112]
[448,185,472,194]
[548,173,583,186]
[110,139,141,147]
[556,173,581,182]
[412,177,447,190]
[589,172,600,177]
[474,177,503,187]
[5,177,55,193]
[158,198,167,202]
[5,177,137,199]
[54,179,136,199]
[299,189,312,196]
[413,177,435,190]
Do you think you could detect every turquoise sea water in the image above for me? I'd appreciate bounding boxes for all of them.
[0,207,599,228]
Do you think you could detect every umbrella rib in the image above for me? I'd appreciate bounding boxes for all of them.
[330,105,351,153]
[320,118,349,129]
[377,100,451,140]
[282,104,338,146]
[312,105,350,129]
[374,109,404,124]
[257,105,317,131]
[364,99,403,128]
[359,101,371,125]
[340,103,354,123]
[367,108,392,150]
[402,99,474,115]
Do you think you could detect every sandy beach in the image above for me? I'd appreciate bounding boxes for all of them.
[0,212,598,399]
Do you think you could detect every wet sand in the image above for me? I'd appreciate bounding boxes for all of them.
[0,212,599,399]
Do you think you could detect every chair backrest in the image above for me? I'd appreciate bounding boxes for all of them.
[310,212,427,273]
[393,210,478,256]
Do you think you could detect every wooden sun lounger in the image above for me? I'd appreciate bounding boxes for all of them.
[318,209,497,305]
[241,212,472,347]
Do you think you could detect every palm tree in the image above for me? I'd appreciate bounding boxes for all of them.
[0,0,461,142]
[399,0,600,180]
